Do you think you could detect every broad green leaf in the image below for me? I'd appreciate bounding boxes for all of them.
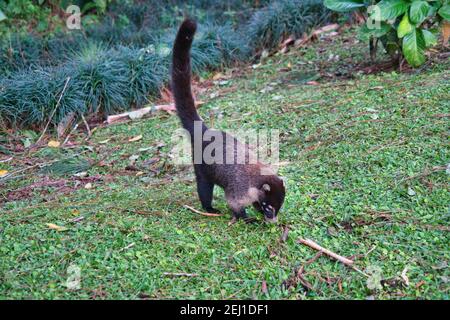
[402,29,426,67]
[378,0,409,20]
[0,9,6,22]
[421,29,437,47]
[427,5,437,17]
[324,0,365,12]
[398,14,414,38]
[438,5,450,21]
[410,1,430,24]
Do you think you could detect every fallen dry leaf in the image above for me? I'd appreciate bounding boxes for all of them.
[48,140,61,148]
[261,280,268,294]
[212,72,223,80]
[401,267,409,286]
[84,183,93,189]
[0,169,8,177]
[442,21,450,46]
[128,135,143,142]
[46,223,68,232]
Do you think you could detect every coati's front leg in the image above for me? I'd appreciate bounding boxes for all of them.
[196,175,221,214]
[229,207,257,224]
[233,208,248,220]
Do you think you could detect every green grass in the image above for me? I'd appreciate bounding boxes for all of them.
[0,29,449,299]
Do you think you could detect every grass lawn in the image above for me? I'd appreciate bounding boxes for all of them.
[1,28,449,299]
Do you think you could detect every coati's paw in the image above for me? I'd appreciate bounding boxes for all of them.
[205,207,221,214]
[243,217,257,224]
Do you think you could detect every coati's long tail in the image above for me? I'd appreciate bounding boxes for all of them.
[172,19,202,133]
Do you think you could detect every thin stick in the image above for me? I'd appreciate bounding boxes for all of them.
[118,242,135,252]
[62,123,79,146]
[183,205,223,217]
[81,114,91,137]
[280,225,290,242]
[36,77,71,144]
[0,157,13,163]
[163,272,198,277]
[298,238,354,266]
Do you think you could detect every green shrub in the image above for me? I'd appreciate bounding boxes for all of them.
[324,0,450,67]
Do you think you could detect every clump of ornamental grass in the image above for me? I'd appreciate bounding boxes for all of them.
[0,65,88,128]
[245,0,332,51]
[112,45,169,106]
[68,43,130,117]
[0,34,45,75]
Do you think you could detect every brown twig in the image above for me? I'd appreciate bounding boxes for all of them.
[183,205,223,217]
[163,272,198,277]
[280,225,290,242]
[118,242,135,252]
[298,238,354,266]
[81,114,91,137]
[62,123,79,146]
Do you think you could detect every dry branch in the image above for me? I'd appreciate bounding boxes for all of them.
[106,101,205,124]
[298,238,354,266]
[163,272,198,277]
[280,225,290,242]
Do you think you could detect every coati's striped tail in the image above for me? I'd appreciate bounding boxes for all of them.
[171,19,201,133]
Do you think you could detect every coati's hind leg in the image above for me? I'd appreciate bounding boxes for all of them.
[196,174,221,214]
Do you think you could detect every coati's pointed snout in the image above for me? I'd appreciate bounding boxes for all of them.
[261,202,275,217]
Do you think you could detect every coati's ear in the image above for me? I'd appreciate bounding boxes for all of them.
[281,177,286,188]
[262,183,271,192]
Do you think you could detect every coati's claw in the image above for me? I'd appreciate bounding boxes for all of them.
[228,217,238,226]
[243,217,257,224]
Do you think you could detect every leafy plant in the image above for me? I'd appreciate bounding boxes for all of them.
[324,0,450,67]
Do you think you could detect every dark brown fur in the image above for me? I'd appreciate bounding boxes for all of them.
[172,19,285,221]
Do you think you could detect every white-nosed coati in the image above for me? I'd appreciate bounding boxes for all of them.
[172,18,285,222]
